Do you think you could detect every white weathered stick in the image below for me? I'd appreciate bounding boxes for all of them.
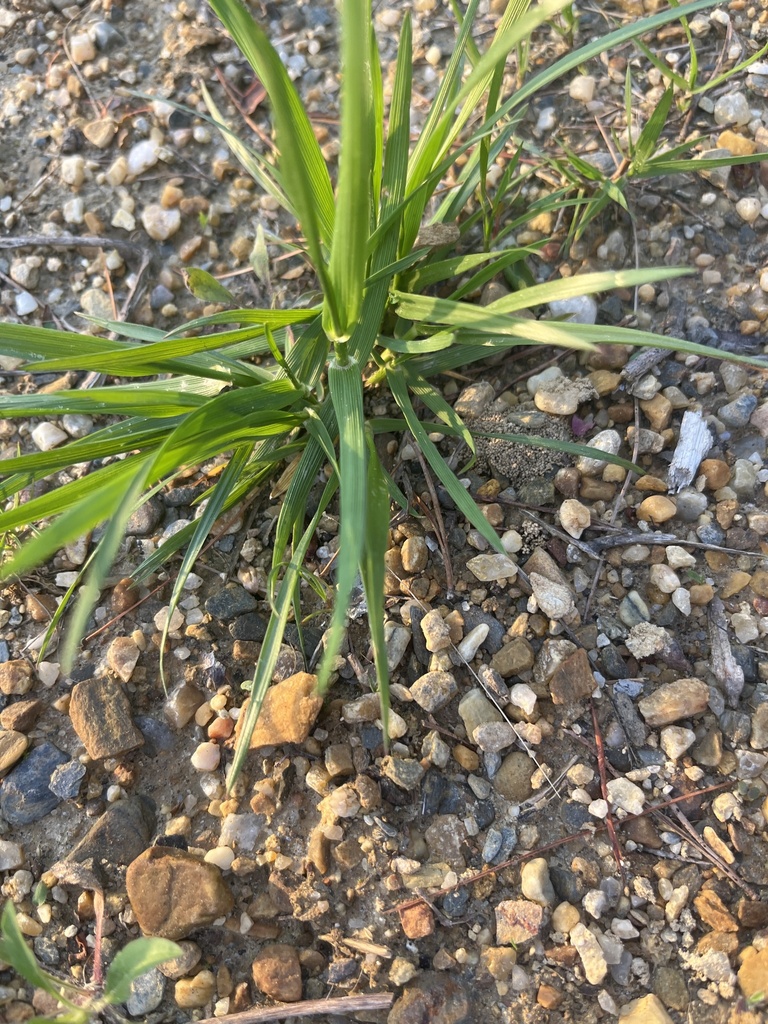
[668,409,712,492]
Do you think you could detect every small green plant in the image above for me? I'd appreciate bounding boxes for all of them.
[0,901,179,1024]
[0,0,765,790]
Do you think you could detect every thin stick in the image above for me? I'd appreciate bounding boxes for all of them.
[193,992,394,1024]
[0,234,147,256]
[412,443,454,596]
[591,699,626,887]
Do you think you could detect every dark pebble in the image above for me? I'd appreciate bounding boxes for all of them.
[168,109,192,130]
[719,709,752,746]
[68,663,95,683]
[490,826,517,865]
[438,781,472,817]
[718,393,758,428]
[359,724,383,752]
[92,21,125,51]
[0,641,9,662]
[612,692,647,746]
[0,742,68,825]
[696,523,725,546]
[205,584,258,619]
[48,760,86,800]
[725,527,761,551]
[67,796,155,868]
[732,645,758,684]
[229,613,323,654]
[729,434,766,460]
[150,285,175,310]
[163,483,206,506]
[135,716,175,753]
[600,644,627,679]
[440,889,470,919]
[215,534,236,553]
[420,770,447,817]
[550,865,584,905]
[559,801,592,830]
[473,799,495,831]
[33,937,61,966]
[409,606,429,666]
[459,607,505,654]
[481,828,502,862]
[125,497,163,537]
[517,477,554,507]
[324,958,357,985]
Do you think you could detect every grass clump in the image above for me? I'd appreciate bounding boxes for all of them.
[0,0,764,789]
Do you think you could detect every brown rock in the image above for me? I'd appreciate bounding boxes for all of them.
[634,475,668,492]
[388,973,469,1024]
[721,570,751,599]
[751,570,768,598]
[739,947,768,1002]
[549,648,595,705]
[496,899,543,945]
[637,678,710,727]
[399,902,435,939]
[636,495,676,524]
[699,459,731,490]
[126,846,234,939]
[537,984,564,1009]
[251,944,302,1002]
[694,890,738,932]
[235,672,322,750]
[689,583,714,606]
[490,638,534,678]
[69,679,143,759]
[0,700,43,732]
[0,731,29,775]
[640,394,673,431]
[695,931,738,956]
[0,661,34,696]
[737,899,768,929]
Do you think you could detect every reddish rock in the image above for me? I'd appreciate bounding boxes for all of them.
[235,672,322,750]
[549,648,595,705]
[495,899,543,946]
[399,902,435,939]
[251,943,302,1002]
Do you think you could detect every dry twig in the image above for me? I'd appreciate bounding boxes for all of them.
[194,992,394,1024]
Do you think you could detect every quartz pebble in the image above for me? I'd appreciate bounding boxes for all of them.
[569,75,596,102]
[529,573,574,620]
[559,499,591,539]
[466,553,518,582]
[31,422,68,451]
[570,923,608,984]
[191,742,220,772]
[141,205,181,241]
[660,726,696,760]
[575,430,621,475]
[638,678,710,727]
[520,858,556,907]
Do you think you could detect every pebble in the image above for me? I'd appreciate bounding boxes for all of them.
[419,608,452,652]
[67,797,155,867]
[456,623,489,662]
[174,970,215,1009]
[0,730,29,775]
[648,564,680,594]
[520,858,556,907]
[527,366,562,396]
[660,726,696,760]
[251,944,302,1002]
[31,422,68,451]
[191,742,221,772]
[127,139,160,176]
[495,899,544,945]
[388,973,469,1024]
[673,488,707,522]
[559,498,591,539]
[636,495,676,523]
[730,458,757,495]
[575,430,621,475]
[618,993,674,1024]
[157,942,202,980]
[60,155,85,187]
[719,393,757,427]
[106,636,141,682]
[0,742,68,825]
[205,584,258,619]
[534,376,597,415]
[401,536,428,573]
[529,573,574,620]
[126,846,234,939]
[549,648,596,705]
[0,663,33,698]
[410,671,457,711]
[380,756,424,791]
[568,75,596,102]
[234,672,322,749]
[638,678,710,727]
[48,760,87,800]
[570,923,608,984]
[494,751,535,801]
[126,969,165,1017]
[69,679,144,759]
[713,91,750,127]
[141,205,181,241]
[15,291,38,316]
[606,778,645,815]
[473,721,517,753]
[0,840,25,871]
[666,545,696,569]
[69,32,95,63]
[491,637,534,677]
[738,947,768,1002]
[458,689,503,740]
[509,683,537,716]
[466,552,518,582]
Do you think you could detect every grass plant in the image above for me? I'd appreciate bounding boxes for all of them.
[0,0,765,792]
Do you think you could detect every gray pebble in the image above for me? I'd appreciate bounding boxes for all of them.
[696,522,725,546]
[125,497,163,537]
[48,760,86,800]
[673,488,707,522]
[719,393,757,428]
[93,21,125,51]
[126,969,165,1017]
[618,590,650,628]
[205,583,258,619]
[150,284,175,309]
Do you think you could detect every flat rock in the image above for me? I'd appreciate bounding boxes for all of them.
[638,678,710,727]
[694,890,738,932]
[410,671,457,712]
[738,946,768,1001]
[490,638,534,678]
[69,679,144,759]
[530,572,574,620]
[205,583,258,619]
[67,796,155,868]
[48,760,87,800]
[618,993,673,1024]
[0,742,68,825]
[251,943,302,1002]
[235,672,322,749]
[0,730,29,774]
[466,553,518,582]
[570,922,608,984]
[126,846,234,939]
[495,899,544,945]
[388,972,469,1024]
[0,699,43,732]
[549,648,595,705]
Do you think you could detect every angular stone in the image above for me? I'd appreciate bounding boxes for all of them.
[0,699,43,732]
[638,678,710,727]
[521,858,556,907]
[606,777,645,815]
[530,572,575,620]
[106,636,141,682]
[570,923,608,985]
[0,730,29,775]
[466,553,519,582]
[398,902,435,940]
[410,671,457,712]
[618,993,673,1024]
[0,742,68,825]
[251,944,302,1002]
[491,637,534,678]
[549,648,595,705]
[694,890,738,932]
[0,660,34,696]
[67,796,155,868]
[174,970,215,1009]
[495,899,544,945]
[235,672,322,750]
[458,689,503,740]
[388,973,469,1024]
[69,679,144,760]
[126,846,234,939]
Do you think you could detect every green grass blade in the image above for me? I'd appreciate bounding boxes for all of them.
[0,389,207,418]
[316,353,367,692]
[324,0,375,339]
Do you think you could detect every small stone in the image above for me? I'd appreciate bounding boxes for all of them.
[31,422,68,452]
[191,742,220,772]
[0,840,25,871]
[713,92,750,127]
[735,198,761,224]
[570,923,608,984]
[380,756,424,791]
[491,638,534,678]
[530,573,574,620]
[410,671,457,712]
[126,969,165,1017]
[466,553,518,582]
[521,858,556,907]
[174,970,215,1009]
[454,382,496,419]
[458,689,503,740]
[141,205,181,241]
[251,944,302,1002]
[67,797,155,867]
[126,846,234,939]
[618,993,673,1024]
[399,902,435,939]
[569,75,596,102]
[48,760,87,800]
[205,584,258,619]
[0,731,29,775]
[666,546,696,569]
[494,752,535,802]
[496,900,544,945]
[637,495,676,523]
[575,430,622,475]
[456,623,489,662]
[719,393,758,426]
[660,726,696,760]
[739,948,768,1003]
[534,376,597,415]
[559,499,591,539]
[60,155,85,187]
[69,679,143,760]
[420,608,452,652]
[69,32,95,63]
[649,564,681,594]
[127,139,160,177]
[15,291,38,316]
[388,974,469,1024]
[640,394,673,431]
[638,678,710,727]
[401,536,428,573]
[473,721,516,753]
[606,777,645,815]
[235,672,322,749]
[106,637,141,682]
[509,683,537,716]
[694,889,738,932]
[0,742,68,825]
[552,902,580,934]
[549,648,595,705]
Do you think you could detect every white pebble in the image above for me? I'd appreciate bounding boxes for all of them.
[31,422,68,451]
[204,847,235,870]
[569,74,596,102]
[141,204,181,241]
[127,139,160,176]
[60,155,85,187]
[509,683,537,716]
[665,545,696,569]
[69,33,95,64]
[736,197,761,224]
[559,498,591,539]
[15,291,38,316]
[501,530,523,554]
[456,623,489,662]
[191,742,221,772]
[671,587,691,616]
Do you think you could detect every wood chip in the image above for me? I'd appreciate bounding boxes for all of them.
[667,409,712,492]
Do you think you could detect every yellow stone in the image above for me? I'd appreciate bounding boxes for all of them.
[739,947,768,1003]
[634,475,668,492]
[721,570,752,599]
[636,495,676,523]
[717,129,757,156]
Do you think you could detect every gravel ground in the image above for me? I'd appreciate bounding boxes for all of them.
[3,1,768,1023]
